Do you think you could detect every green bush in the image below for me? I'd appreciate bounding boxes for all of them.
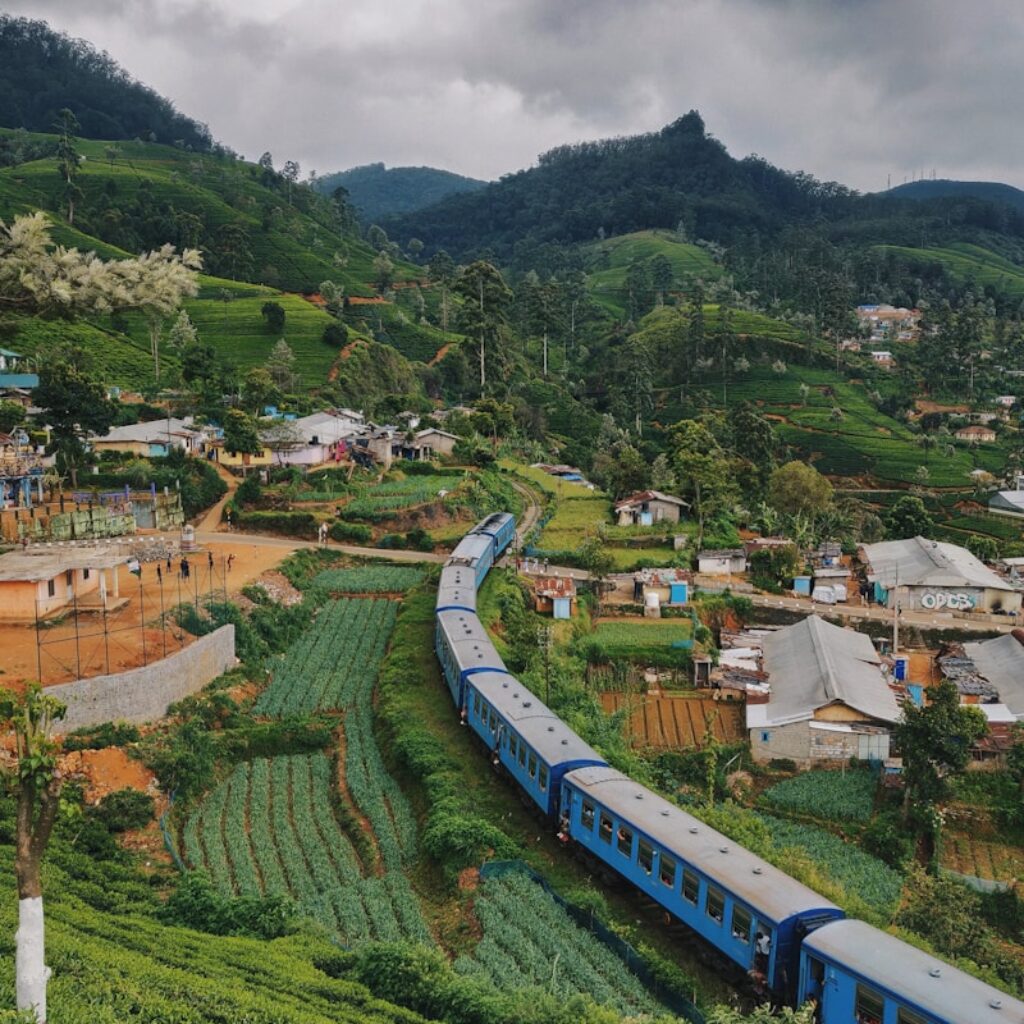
[234,509,318,538]
[330,520,373,543]
[160,871,294,939]
[91,789,155,832]
[63,720,141,751]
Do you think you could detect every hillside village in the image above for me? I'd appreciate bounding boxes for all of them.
[5,11,1024,1024]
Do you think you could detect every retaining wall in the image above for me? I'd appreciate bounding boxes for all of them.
[49,625,236,732]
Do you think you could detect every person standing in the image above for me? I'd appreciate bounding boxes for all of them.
[156,564,162,585]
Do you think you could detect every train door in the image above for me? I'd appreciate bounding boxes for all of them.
[801,955,825,1023]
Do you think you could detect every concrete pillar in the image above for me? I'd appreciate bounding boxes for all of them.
[99,569,108,609]
[112,565,120,599]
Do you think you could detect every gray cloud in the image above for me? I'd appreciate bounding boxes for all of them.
[5,0,1024,191]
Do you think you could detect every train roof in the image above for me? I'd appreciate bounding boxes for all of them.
[448,533,493,565]
[436,563,476,611]
[804,920,1024,1023]
[563,767,841,925]
[437,609,506,675]
[472,673,606,768]
[472,512,515,536]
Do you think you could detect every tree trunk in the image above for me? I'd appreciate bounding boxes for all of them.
[15,780,59,1023]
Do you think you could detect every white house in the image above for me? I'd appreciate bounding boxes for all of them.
[697,549,747,575]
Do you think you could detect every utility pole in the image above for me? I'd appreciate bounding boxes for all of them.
[539,625,553,705]
[478,276,486,391]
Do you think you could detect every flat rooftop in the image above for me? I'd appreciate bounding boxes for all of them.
[0,546,125,582]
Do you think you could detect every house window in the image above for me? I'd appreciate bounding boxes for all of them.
[581,799,595,830]
[660,853,677,889]
[65,570,73,586]
[638,839,654,875]
[83,568,90,580]
[682,868,699,904]
[855,984,884,1024]
[706,886,725,924]
[761,731,771,743]
[598,812,613,844]
[538,766,548,793]
[616,824,633,857]
[47,579,55,598]
[528,753,538,780]
[731,905,751,943]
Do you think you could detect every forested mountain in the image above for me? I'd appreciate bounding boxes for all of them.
[882,178,1024,212]
[316,162,487,222]
[0,15,216,151]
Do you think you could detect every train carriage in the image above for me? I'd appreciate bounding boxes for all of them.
[800,919,1024,1024]
[470,512,516,557]
[447,533,496,590]
[560,767,843,998]
[466,672,606,817]
[435,608,508,707]
[436,563,476,614]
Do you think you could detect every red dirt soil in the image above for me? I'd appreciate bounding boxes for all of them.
[60,746,157,803]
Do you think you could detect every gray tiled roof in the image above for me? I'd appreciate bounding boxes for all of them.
[862,536,1014,592]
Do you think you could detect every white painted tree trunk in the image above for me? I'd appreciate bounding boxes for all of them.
[16,896,49,1023]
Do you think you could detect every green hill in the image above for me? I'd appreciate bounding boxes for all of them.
[873,242,1024,298]
[316,163,487,223]
[882,179,1024,212]
[582,230,722,315]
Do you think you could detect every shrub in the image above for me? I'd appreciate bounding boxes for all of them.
[329,521,373,543]
[234,509,318,538]
[91,789,155,832]
[63,721,141,751]
[161,871,294,939]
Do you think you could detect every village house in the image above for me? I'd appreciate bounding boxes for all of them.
[855,304,921,342]
[860,536,1022,615]
[614,490,688,526]
[697,549,747,575]
[869,350,894,367]
[0,546,129,622]
[747,615,901,765]
[0,347,39,391]
[990,488,1024,518]
[955,424,997,443]
[394,427,461,462]
[90,417,202,458]
[533,576,577,619]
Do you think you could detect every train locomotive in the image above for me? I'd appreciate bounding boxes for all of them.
[434,513,1024,1024]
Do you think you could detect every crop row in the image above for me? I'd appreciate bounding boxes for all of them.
[757,814,903,918]
[254,599,397,715]
[455,871,660,1015]
[311,566,426,594]
[183,753,429,945]
[761,768,878,823]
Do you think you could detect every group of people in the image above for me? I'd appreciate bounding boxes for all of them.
[150,549,234,584]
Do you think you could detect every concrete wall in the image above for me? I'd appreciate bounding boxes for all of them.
[49,624,235,733]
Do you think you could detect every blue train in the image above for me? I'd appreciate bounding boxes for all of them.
[434,513,1024,1024]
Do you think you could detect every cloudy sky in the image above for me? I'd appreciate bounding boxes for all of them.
[7,0,1024,191]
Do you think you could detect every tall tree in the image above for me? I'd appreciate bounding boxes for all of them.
[453,260,512,392]
[767,461,833,517]
[669,419,738,547]
[222,407,262,454]
[428,250,456,334]
[53,108,81,225]
[35,353,116,486]
[265,338,297,393]
[1,684,67,1023]
[894,681,986,866]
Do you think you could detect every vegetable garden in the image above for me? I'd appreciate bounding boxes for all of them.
[761,768,878,823]
[455,869,663,1015]
[254,598,397,715]
[311,566,426,594]
[183,753,430,945]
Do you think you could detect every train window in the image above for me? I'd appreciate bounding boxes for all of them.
[518,743,527,768]
[682,868,699,904]
[581,800,596,830]
[538,766,548,792]
[897,1010,927,1024]
[638,839,654,875]
[660,853,677,889]
[528,753,538,779]
[855,984,884,1024]
[616,825,633,857]
[598,812,613,844]
[706,886,725,924]
[731,905,751,943]
[473,693,481,717]
[509,735,517,757]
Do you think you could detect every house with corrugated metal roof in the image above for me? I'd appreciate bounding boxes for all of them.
[747,615,901,765]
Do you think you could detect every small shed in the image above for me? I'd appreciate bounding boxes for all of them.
[697,549,747,576]
[955,424,997,443]
[614,490,688,526]
[534,576,576,619]
[639,568,691,606]
[412,427,460,459]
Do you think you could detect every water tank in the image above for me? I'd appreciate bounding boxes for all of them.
[645,591,661,609]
